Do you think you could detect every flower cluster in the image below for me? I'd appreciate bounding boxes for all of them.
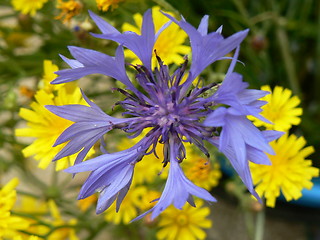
[47,9,282,221]
[15,60,95,171]
[249,86,318,207]
[0,178,30,239]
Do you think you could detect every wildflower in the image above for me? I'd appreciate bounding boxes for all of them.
[0,178,30,239]
[46,200,79,240]
[0,178,19,212]
[11,0,48,16]
[13,236,40,240]
[156,199,212,240]
[49,9,281,220]
[96,0,124,12]
[38,60,60,93]
[15,61,95,170]
[250,134,319,207]
[14,195,48,215]
[117,137,163,185]
[19,86,35,99]
[249,85,302,131]
[15,84,94,171]
[105,186,147,224]
[55,0,82,23]
[140,190,161,211]
[78,194,97,211]
[183,156,221,190]
[122,6,190,67]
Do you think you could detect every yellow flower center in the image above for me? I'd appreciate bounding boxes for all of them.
[187,158,211,181]
[176,214,189,226]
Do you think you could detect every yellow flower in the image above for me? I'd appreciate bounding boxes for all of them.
[139,190,161,211]
[104,186,147,224]
[13,196,50,239]
[117,136,164,185]
[15,82,94,170]
[11,0,48,16]
[96,0,124,12]
[156,199,212,240]
[250,85,302,131]
[55,0,82,23]
[14,235,40,240]
[38,60,61,93]
[182,156,221,190]
[14,195,48,215]
[250,134,319,207]
[0,178,19,212]
[46,200,79,240]
[16,61,95,171]
[0,178,30,239]
[122,6,190,68]
[77,194,97,211]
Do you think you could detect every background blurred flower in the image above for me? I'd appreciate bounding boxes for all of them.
[182,155,221,191]
[55,0,82,23]
[117,135,165,184]
[77,194,97,212]
[15,61,95,170]
[38,60,61,93]
[250,85,302,131]
[0,178,30,239]
[46,200,79,240]
[13,235,40,240]
[156,199,212,240]
[96,0,124,12]
[11,0,48,16]
[104,186,147,224]
[250,134,319,207]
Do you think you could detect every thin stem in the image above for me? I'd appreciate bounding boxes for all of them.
[244,210,255,239]
[16,190,41,199]
[254,208,266,240]
[85,220,108,240]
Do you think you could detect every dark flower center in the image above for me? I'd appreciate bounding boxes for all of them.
[115,55,217,165]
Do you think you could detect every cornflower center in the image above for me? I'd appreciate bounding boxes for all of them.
[115,55,217,165]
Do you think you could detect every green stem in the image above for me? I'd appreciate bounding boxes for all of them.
[11,211,53,228]
[254,209,265,240]
[244,210,255,239]
[16,189,41,199]
[85,220,108,240]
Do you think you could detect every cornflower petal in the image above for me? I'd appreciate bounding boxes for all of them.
[204,107,277,199]
[132,140,216,222]
[88,10,120,35]
[91,9,156,71]
[52,45,137,93]
[46,91,134,163]
[210,72,271,122]
[161,12,249,90]
[59,54,84,68]
[65,140,149,214]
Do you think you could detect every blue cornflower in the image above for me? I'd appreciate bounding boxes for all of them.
[47,9,282,220]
